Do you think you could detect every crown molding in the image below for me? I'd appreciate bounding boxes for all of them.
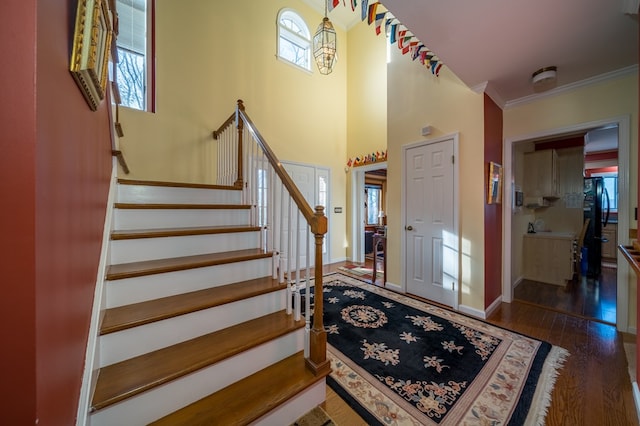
[504,65,639,109]
[471,81,506,109]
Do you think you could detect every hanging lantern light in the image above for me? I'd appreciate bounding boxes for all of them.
[313,1,337,75]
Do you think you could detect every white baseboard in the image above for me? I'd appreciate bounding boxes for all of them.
[485,296,502,318]
[76,161,118,426]
[458,304,486,320]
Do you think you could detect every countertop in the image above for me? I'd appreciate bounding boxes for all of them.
[524,232,576,240]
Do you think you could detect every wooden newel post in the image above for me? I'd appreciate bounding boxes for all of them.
[306,206,331,376]
[234,99,244,189]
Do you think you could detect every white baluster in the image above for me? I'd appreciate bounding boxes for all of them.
[294,288,301,321]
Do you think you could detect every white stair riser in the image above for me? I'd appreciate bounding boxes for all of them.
[117,184,242,204]
[113,208,251,230]
[100,290,287,367]
[106,257,273,308]
[90,331,304,426]
[251,380,326,426]
[110,231,261,264]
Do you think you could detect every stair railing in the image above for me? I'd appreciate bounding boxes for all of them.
[213,100,330,376]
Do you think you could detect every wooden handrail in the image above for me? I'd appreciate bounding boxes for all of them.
[112,150,130,174]
[619,241,640,277]
[236,101,326,236]
[212,99,329,376]
[212,112,236,140]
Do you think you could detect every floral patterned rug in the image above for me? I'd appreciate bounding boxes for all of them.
[312,273,569,426]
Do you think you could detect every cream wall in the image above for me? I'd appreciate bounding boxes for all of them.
[118,0,350,262]
[344,14,388,258]
[346,22,387,158]
[504,71,638,328]
[386,47,486,311]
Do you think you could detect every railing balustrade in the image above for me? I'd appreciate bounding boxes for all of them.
[213,100,329,375]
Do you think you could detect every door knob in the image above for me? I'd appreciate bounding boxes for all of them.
[405,225,413,231]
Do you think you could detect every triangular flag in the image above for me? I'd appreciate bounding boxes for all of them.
[385,18,393,37]
[397,30,407,48]
[410,43,423,60]
[328,0,340,12]
[361,0,368,21]
[374,12,386,35]
[351,0,357,12]
[367,2,379,25]
[389,24,398,44]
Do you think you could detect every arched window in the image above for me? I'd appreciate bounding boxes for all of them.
[277,9,311,72]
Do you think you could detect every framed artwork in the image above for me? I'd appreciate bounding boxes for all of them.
[487,161,503,204]
[70,0,113,111]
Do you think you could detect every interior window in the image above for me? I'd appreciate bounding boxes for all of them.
[602,175,618,212]
[116,0,153,111]
[365,185,383,225]
[277,9,311,71]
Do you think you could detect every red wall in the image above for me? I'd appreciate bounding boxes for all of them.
[483,94,504,308]
[0,1,38,423]
[1,0,113,423]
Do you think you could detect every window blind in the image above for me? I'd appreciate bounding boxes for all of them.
[116,0,146,54]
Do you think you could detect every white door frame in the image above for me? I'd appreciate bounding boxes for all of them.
[349,162,388,264]
[503,115,630,332]
[401,133,460,309]
[282,160,331,266]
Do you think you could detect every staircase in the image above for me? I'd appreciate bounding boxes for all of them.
[88,179,329,425]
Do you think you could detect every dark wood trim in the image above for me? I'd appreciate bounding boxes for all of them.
[106,248,272,280]
[111,150,129,174]
[116,178,239,191]
[91,310,304,412]
[101,276,285,335]
[113,203,250,210]
[619,243,640,276]
[111,225,260,240]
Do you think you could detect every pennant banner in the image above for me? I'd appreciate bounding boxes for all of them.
[346,150,388,168]
[329,0,443,76]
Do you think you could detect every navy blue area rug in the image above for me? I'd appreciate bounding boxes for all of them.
[309,273,569,426]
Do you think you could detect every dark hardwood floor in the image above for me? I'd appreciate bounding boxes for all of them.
[514,263,617,324]
[322,261,638,425]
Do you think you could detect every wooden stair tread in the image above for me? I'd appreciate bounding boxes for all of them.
[91,310,305,412]
[111,225,261,240]
[101,276,285,335]
[106,248,272,280]
[114,202,250,210]
[117,178,241,191]
[149,351,328,426]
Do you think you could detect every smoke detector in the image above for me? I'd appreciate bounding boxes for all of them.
[532,66,557,92]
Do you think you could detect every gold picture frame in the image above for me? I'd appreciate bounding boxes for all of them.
[70,0,113,111]
[487,161,503,204]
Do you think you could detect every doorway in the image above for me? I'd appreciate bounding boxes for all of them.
[503,116,630,331]
[350,163,388,265]
[403,137,458,307]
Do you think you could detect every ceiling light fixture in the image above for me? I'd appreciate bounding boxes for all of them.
[532,66,558,92]
[313,0,337,75]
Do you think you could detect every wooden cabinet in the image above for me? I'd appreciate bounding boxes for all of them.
[523,233,575,286]
[601,223,617,261]
[523,150,559,198]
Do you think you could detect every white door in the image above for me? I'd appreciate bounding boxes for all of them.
[283,162,330,266]
[404,138,457,307]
